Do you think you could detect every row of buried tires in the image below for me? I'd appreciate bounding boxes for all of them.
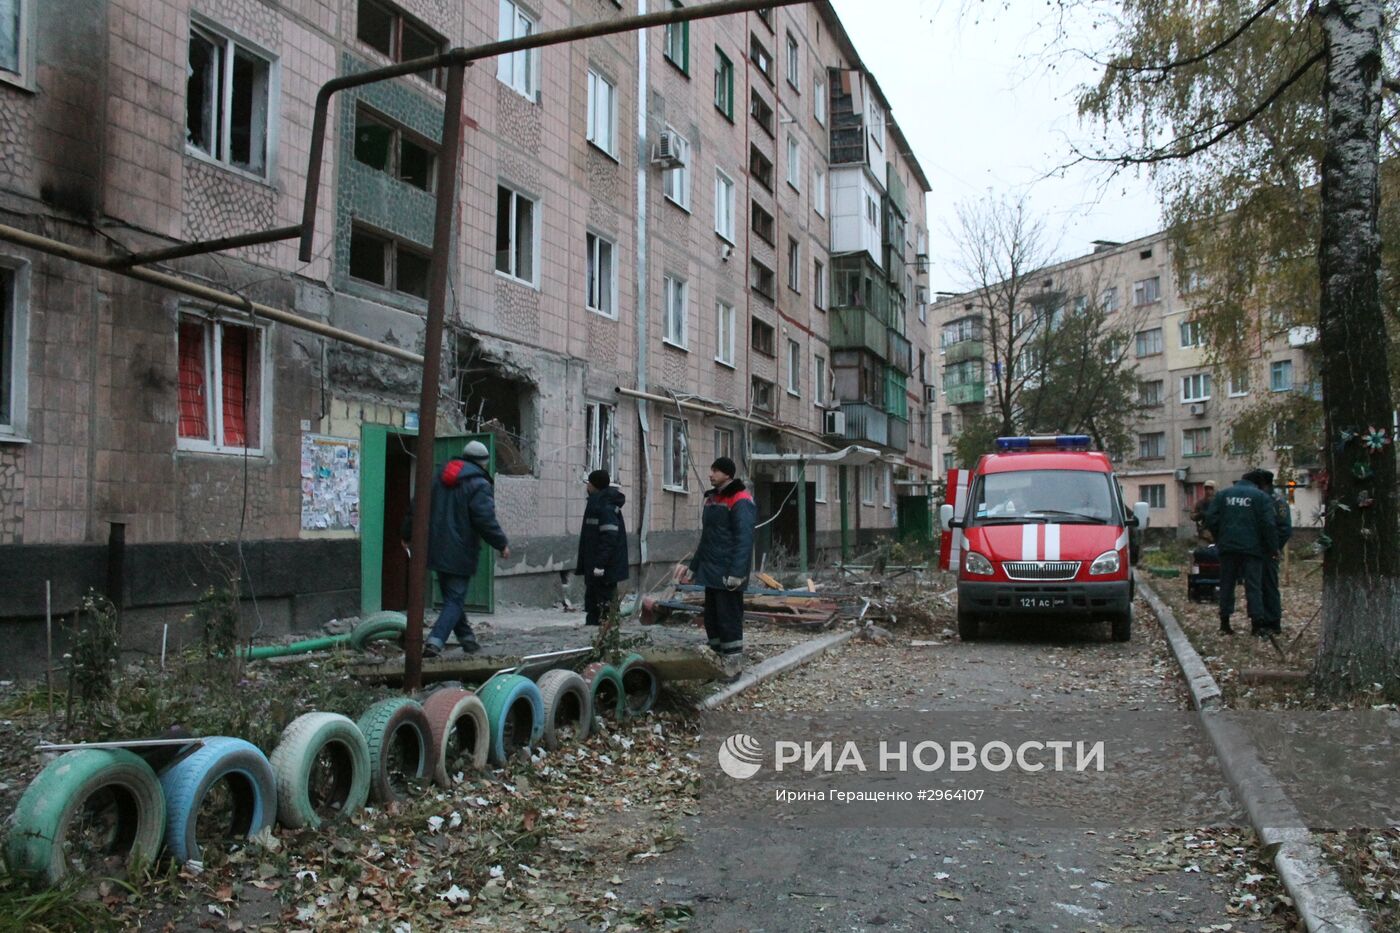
[4,655,659,888]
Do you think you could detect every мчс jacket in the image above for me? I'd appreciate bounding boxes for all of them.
[1203,480,1280,559]
[576,486,630,583]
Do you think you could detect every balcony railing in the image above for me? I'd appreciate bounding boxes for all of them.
[883,243,906,287]
[945,381,986,406]
[829,124,866,166]
[943,339,983,364]
[886,163,907,218]
[886,329,912,375]
[831,307,888,358]
[838,402,889,447]
[888,416,909,452]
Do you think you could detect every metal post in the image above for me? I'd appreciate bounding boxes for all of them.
[403,60,467,693]
[105,520,126,609]
[838,465,850,561]
[796,459,808,575]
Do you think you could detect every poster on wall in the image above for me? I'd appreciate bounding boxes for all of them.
[300,433,360,532]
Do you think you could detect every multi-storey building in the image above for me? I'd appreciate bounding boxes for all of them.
[929,231,1321,536]
[0,0,931,657]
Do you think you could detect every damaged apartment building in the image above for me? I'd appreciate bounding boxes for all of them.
[0,0,934,663]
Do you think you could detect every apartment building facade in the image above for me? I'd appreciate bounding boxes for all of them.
[929,231,1321,537]
[0,0,932,651]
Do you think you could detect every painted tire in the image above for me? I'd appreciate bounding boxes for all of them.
[619,653,660,718]
[269,712,370,829]
[580,662,626,725]
[357,698,432,803]
[420,688,489,786]
[5,749,165,886]
[159,737,276,864]
[535,669,592,751]
[349,612,408,651]
[477,675,544,766]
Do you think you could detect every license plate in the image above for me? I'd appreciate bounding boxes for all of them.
[1019,596,1068,609]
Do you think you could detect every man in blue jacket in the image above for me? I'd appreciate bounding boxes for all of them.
[402,440,511,657]
[1204,469,1280,636]
[679,457,756,681]
[575,469,629,627]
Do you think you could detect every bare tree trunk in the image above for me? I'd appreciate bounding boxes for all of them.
[1314,0,1400,698]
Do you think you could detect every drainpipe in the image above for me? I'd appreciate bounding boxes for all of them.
[634,0,653,566]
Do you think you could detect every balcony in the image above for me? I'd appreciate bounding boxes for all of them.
[831,307,888,358]
[945,381,986,406]
[886,163,907,218]
[886,329,912,375]
[884,369,909,420]
[943,339,983,364]
[883,243,906,287]
[888,416,909,452]
[838,402,889,447]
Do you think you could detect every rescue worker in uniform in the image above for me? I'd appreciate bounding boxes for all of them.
[1251,469,1292,635]
[1204,470,1280,636]
[678,457,756,681]
[574,469,629,628]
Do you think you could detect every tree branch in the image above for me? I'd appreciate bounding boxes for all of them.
[1103,0,1285,79]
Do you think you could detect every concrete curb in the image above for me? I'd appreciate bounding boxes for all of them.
[696,627,857,711]
[1138,578,1372,933]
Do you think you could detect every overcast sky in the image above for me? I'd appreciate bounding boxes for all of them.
[828,0,1164,294]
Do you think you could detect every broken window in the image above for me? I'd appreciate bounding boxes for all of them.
[751,376,774,413]
[663,275,687,347]
[495,184,537,284]
[714,427,734,461]
[186,21,271,176]
[663,416,688,490]
[178,313,264,452]
[354,106,437,191]
[586,401,616,475]
[357,0,446,87]
[750,258,775,300]
[458,341,538,475]
[751,317,775,357]
[348,224,430,299]
[586,232,615,317]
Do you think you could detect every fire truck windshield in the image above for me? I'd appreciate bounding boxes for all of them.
[969,470,1119,525]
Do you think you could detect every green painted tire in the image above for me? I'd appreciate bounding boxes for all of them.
[619,653,660,718]
[349,612,408,651]
[268,712,370,829]
[356,697,431,803]
[580,662,626,726]
[5,749,165,886]
[477,675,544,766]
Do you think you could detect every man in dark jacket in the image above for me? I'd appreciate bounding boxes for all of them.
[679,457,756,681]
[1204,470,1280,636]
[575,469,629,627]
[402,440,511,657]
[1253,469,1292,635]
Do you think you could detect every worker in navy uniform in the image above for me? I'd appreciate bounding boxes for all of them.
[575,469,629,627]
[1204,469,1280,636]
[678,457,757,681]
[1251,469,1292,635]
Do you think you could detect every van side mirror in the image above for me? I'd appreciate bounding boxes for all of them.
[1133,501,1151,529]
[939,504,954,531]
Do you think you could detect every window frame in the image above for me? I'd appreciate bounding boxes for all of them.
[1228,368,1251,397]
[1137,431,1165,460]
[813,74,826,124]
[751,316,776,357]
[661,125,692,211]
[1134,327,1163,357]
[585,66,617,157]
[1181,372,1212,403]
[751,375,775,413]
[1270,359,1294,392]
[663,0,690,74]
[714,46,734,120]
[751,200,775,245]
[494,183,540,287]
[784,31,800,88]
[585,401,617,475]
[1178,318,1203,348]
[813,166,827,216]
[750,258,775,301]
[786,236,801,292]
[714,169,736,243]
[714,426,735,461]
[813,353,827,406]
[353,104,438,191]
[1140,484,1166,509]
[0,257,30,440]
[813,258,826,310]
[815,464,828,503]
[750,144,774,190]
[715,300,736,368]
[348,222,433,299]
[1182,426,1212,457]
[185,17,276,179]
[662,415,689,492]
[750,89,775,136]
[585,230,617,318]
[785,338,801,396]
[750,32,773,84]
[1138,378,1164,406]
[0,0,33,89]
[496,0,539,100]
[663,274,689,349]
[786,133,801,189]
[1132,275,1161,306]
[176,310,270,456]
[357,0,447,88]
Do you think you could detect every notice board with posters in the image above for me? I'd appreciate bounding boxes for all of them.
[300,433,360,532]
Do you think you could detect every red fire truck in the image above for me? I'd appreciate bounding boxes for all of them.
[939,435,1150,642]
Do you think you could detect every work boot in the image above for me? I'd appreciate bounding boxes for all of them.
[423,640,444,659]
[458,634,481,654]
[719,652,745,683]
[1219,617,1233,635]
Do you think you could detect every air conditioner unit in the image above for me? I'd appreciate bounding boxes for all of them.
[1188,402,1207,417]
[924,385,937,403]
[651,131,685,168]
[823,410,846,435]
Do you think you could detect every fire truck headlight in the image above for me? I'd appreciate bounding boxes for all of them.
[964,552,995,576]
[1089,550,1121,575]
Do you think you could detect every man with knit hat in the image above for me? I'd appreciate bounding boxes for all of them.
[402,440,511,656]
[575,469,629,627]
[678,456,756,681]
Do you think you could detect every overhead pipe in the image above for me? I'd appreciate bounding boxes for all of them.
[615,386,836,451]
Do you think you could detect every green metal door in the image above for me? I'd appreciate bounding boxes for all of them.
[360,425,494,615]
[896,494,933,544]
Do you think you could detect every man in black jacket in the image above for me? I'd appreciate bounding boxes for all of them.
[575,469,629,627]
[1203,470,1280,636]
[679,457,757,681]
[402,440,510,656]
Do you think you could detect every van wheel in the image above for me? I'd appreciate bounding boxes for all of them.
[1111,605,1132,642]
[957,607,979,641]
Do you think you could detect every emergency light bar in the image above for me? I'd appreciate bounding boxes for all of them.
[994,435,1092,451]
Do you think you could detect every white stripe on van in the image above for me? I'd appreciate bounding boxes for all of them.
[1022,524,1038,561]
[1045,524,1060,561]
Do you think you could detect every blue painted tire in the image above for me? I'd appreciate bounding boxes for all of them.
[159,737,276,863]
[477,675,544,766]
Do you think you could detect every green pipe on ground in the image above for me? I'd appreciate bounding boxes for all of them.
[240,634,352,660]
